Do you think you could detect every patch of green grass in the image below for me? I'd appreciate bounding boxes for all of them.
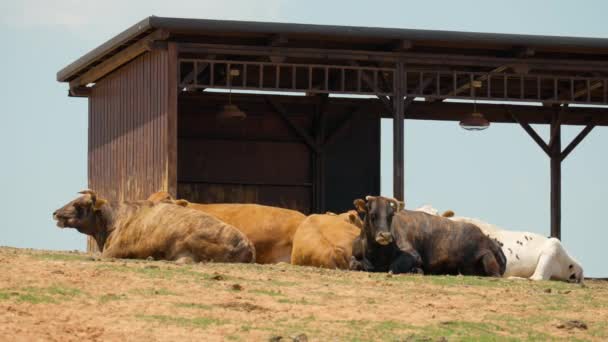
[337,319,417,341]
[481,314,564,340]
[248,289,284,297]
[136,314,225,329]
[276,297,315,305]
[0,285,84,304]
[174,302,213,310]
[32,253,91,262]
[15,293,56,304]
[99,293,127,303]
[96,263,221,282]
[46,285,82,297]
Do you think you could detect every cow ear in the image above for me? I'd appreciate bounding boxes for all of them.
[93,198,107,211]
[397,201,405,211]
[174,199,189,207]
[353,199,367,213]
[78,189,97,203]
[442,210,455,218]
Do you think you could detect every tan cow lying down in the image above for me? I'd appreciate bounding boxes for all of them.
[291,211,363,269]
[148,192,306,264]
[53,190,255,263]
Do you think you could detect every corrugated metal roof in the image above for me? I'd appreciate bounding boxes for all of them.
[57,16,608,82]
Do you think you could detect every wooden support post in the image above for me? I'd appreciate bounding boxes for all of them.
[509,105,596,240]
[549,111,561,240]
[393,62,405,201]
[166,42,179,198]
[313,96,328,213]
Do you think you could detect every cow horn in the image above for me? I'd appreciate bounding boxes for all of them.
[365,195,376,201]
[78,189,97,203]
[442,210,455,218]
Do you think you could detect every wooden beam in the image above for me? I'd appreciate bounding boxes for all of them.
[270,34,288,47]
[166,42,179,197]
[68,86,91,97]
[507,107,551,157]
[561,124,595,161]
[550,113,561,239]
[177,42,608,72]
[390,39,412,51]
[548,105,567,148]
[573,80,604,99]
[180,59,213,87]
[349,61,392,113]
[445,65,510,98]
[265,96,320,153]
[70,29,169,88]
[313,95,328,213]
[393,62,405,201]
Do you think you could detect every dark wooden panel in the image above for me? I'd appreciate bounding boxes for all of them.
[88,50,176,251]
[178,139,311,184]
[179,94,313,141]
[323,110,381,213]
[178,182,311,214]
[176,92,381,215]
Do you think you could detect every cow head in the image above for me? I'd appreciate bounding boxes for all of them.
[52,190,108,236]
[147,191,189,207]
[566,261,584,284]
[354,196,401,246]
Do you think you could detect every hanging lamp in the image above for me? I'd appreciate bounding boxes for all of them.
[217,68,246,121]
[459,80,489,131]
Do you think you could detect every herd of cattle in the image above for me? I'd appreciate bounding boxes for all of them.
[52,190,584,283]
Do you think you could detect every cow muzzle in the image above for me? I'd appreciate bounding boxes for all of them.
[375,232,393,245]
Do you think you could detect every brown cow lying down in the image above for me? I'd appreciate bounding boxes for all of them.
[147,192,306,264]
[350,196,506,276]
[291,211,363,269]
[53,190,255,263]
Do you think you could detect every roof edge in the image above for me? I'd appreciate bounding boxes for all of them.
[56,16,154,82]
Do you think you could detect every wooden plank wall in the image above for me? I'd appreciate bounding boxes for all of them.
[87,49,177,251]
[177,92,380,214]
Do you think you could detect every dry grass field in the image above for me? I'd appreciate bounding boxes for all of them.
[0,246,606,341]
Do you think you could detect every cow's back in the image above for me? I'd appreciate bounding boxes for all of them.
[103,202,255,263]
[291,214,360,269]
[450,216,553,277]
[395,210,504,275]
[188,203,306,264]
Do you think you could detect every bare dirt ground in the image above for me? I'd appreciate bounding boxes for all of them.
[0,247,606,341]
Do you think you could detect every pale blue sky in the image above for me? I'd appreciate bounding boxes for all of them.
[0,1,606,276]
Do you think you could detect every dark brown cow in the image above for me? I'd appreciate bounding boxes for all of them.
[350,196,506,276]
[53,190,255,263]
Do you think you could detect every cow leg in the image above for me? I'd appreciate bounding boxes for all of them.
[175,254,195,264]
[389,252,420,274]
[530,238,561,281]
[349,256,374,272]
[480,251,502,277]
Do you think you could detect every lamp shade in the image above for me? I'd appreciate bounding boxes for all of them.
[217,104,247,121]
[459,112,490,131]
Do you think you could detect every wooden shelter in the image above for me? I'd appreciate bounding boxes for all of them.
[57,16,608,250]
